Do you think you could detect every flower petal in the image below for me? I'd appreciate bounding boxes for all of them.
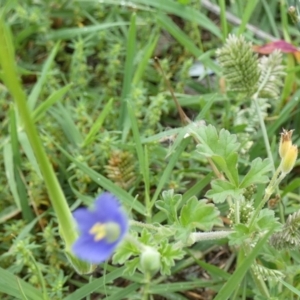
[72,235,117,264]
[72,192,129,264]
[94,193,122,221]
[73,208,98,232]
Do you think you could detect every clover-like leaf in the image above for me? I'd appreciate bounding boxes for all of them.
[239,158,272,188]
[206,180,244,203]
[158,240,185,275]
[179,196,221,230]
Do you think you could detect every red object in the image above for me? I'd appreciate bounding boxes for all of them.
[253,40,299,54]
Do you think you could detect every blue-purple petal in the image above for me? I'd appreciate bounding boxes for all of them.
[72,192,128,264]
[94,193,122,221]
[72,235,118,263]
[73,208,98,232]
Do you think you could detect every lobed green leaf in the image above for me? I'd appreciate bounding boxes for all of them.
[179,196,221,231]
[206,180,243,204]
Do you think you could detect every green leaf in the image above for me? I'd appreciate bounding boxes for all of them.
[255,209,281,232]
[0,267,43,300]
[195,125,240,185]
[82,98,114,147]
[205,180,243,203]
[3,142,20,208]
[46,22,129,40]
[196,125,240,159]
[214,229,275,300]
[239,158,272,188]
[179,196,221,231]
[32,83,73,123]
[155,190,182,223]
[212,153,239,186]
[28,41,60,111]
[112,238,140,265]
[119,13,136,129]
[124,257,140,276]
[139,228,154,245]
[151,137,191,206]
[159,240,185,275]
[63,267,128,300]
[154,226,175,241]
[149,280,222,295]
[228,224,250,246]
[278,278,300,297]
[57,143,146,215]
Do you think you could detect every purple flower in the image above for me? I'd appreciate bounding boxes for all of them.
[72,193,128,264]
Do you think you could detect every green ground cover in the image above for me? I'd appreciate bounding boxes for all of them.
[1,0,300,299]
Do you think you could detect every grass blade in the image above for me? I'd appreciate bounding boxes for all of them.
[82,98,114,148]
[104,282,141,300]
[119,13,136,129]
[32,83,73,123]
[132,32,159,85]
[28,42,60,111]
[156,14,218,72]
[46,22,129,40]
[278,278,300,297]
[0,267,43,300]
[63,267,126,300]
[151,136,191,207]
[9,108,33,221]
[237,0,259,35]
[130,0,221,38]
[3,141,20,209]
[57,143,146,215]
[127,101,150,215]
[213,229,275,300]
[50,103,83,146]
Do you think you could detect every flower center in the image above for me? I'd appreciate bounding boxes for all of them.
[89,222,121,243]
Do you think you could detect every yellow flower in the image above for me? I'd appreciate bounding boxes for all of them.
[279,129,294,159]
[280,145,298,174]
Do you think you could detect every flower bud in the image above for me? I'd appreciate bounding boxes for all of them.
[279,129,294,159]
[140,246,161,275]
[280,145,298,174]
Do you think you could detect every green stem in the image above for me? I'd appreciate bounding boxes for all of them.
[250,268,270,298]
[174,230,232,249]
[0,17,76,251]
[249,166,281,229]
[190,230,232,242]
[253,97,275,173]
[130,220,160,231]
[252,96,284,223]
[241,245,270,299]
[234,196,240,224]
[142,273,151,300]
